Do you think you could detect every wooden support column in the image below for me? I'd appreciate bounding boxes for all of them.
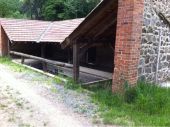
[21,56,25,64]
[67,48,72,64]
[7,40,10,57]
[73,42,80,82]
[41,43,47,72]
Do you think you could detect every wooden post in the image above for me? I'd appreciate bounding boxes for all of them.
[41,44,47,72]
[73,42,80,82]
[67,48,72,64]
[21,56,25,64]
[7,40,11,57]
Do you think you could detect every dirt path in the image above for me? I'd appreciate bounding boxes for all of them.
[0,64,94,127]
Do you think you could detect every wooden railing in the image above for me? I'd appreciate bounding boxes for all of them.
[10,51,73,68]
[10,51,112,85]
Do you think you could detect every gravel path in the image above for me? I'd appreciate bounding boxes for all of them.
[0,64,98,127]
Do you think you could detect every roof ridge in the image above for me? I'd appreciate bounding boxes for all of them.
[36,22,53,43]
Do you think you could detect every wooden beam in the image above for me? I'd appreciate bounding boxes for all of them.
[41,44,46,58]
[21,56,25,64]
[67,48,72,63]
[82,79,112,86]
[13,60,68,83]
[83,12,117,36]
[73,42,80,82]
[10,51,73,68]
[7,40,11,56]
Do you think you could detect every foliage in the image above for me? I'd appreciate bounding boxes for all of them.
[41,0,65,21]
[64,77,82,90]
[0,0,24,18]
[0,0,100,20]
[60,0,100,20]
[0,57,28,72]
[54,75,82,90]
[88,81,170,126]
[22,0,100,20]
[21,0,46,19]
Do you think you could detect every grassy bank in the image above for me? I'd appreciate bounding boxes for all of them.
[0,57,31,72]
[0,57,54,86]
[88,82,170,126]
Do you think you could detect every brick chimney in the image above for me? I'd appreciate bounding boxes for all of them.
[113,0,144,92]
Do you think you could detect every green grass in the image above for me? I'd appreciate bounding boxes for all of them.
[54,74,83,91]
[0,56,54,87]
[87,81,170,126]
[0,57,32,73]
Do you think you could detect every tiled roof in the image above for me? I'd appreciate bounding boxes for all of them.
[0,18,84,43]
[41,18,84,43]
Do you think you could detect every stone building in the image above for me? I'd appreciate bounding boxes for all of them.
[1,0,170,92]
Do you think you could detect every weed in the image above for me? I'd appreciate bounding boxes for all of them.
[54,74,82,90]
[87,81,170,126]
[50,86,58,93]
[0,57,32,72]
[54,76,63,84]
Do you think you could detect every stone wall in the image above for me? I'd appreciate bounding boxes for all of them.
[139,0,170,83]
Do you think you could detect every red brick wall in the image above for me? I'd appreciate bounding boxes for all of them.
[0,25,9,56]
[112,0,144,92]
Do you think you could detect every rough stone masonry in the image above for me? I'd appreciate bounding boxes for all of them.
[113,0,170,92]
[139,0,170,84]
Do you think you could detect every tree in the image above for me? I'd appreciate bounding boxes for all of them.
[63,0,100,19]
[42,0,65,21]
[1,0,100,20]
[0,0,24,18]
[21,0,46,19]
[41,0,100,21]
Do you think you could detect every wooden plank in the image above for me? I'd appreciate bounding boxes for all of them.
[82,79,112,86]
[80,67,112,79]
[73,42,80,82]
